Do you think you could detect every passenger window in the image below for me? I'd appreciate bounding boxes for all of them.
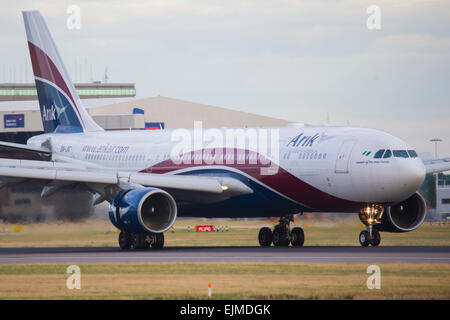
[393,150,409,158]
[374,149,385,159]
[383,150,392,158]
[408,150,418,158]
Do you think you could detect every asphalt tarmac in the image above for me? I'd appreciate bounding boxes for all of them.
[0,246,449,264]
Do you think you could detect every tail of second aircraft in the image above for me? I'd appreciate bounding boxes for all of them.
[22,10,103,134]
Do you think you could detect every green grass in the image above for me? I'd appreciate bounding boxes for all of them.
[0,263,448,299]
[0,219,449,248]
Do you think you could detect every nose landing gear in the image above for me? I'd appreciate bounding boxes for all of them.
[359,229,381,247]
[358,204,383,247]
[258,215,305,247]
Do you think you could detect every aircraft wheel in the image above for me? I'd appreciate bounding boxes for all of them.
[359,230,370,247]
[291,227,305,247]
[258,227,273,247]
[151,233,165,249]
[273,227,290,247]
[131,233,146,250]
[118,231,131,250]
[141,235,151,249]
[370,230,381,247]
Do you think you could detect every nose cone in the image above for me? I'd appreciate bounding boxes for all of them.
[409,161,426,186]
[367,159,426,203]
[392,160,426,201]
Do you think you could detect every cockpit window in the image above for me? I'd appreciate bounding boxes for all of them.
[374,149,385,159]
[383,149,392,158]
[408,150,418,158]
[374,149,415,159]
[393,150,409,158]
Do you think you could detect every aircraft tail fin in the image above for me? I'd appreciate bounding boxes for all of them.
[22,10,103,133]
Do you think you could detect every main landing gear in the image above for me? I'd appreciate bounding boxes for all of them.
[118,231,165,250]
[358,204,383,247]
[258,215,305,247]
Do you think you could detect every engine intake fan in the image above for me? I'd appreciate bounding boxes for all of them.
[109,187,177,234]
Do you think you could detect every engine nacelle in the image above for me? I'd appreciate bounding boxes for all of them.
[375,192,427,233]
[109,187,177,234]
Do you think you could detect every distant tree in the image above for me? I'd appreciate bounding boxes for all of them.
[419,174,436,208]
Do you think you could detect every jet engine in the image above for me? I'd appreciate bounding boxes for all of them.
[375,192,427,233]
[109,187,177,234]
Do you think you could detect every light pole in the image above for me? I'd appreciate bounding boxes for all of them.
[430,138,443,221]
[430,138,442,158]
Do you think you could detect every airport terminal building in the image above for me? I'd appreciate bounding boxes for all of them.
[0,83,289,143]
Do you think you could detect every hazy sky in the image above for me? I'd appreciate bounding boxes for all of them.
[0,0,449,156]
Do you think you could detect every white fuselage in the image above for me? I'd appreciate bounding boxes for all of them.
[28,125,426,213]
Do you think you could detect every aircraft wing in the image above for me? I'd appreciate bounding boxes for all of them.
[0,158,252,202]
[0,141,51,161]
[423,158,450,174]
[0,141,50,154]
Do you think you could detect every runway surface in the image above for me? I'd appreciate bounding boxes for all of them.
[0,246,449,264]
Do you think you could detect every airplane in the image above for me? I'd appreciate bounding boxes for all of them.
[1,10,449,250]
